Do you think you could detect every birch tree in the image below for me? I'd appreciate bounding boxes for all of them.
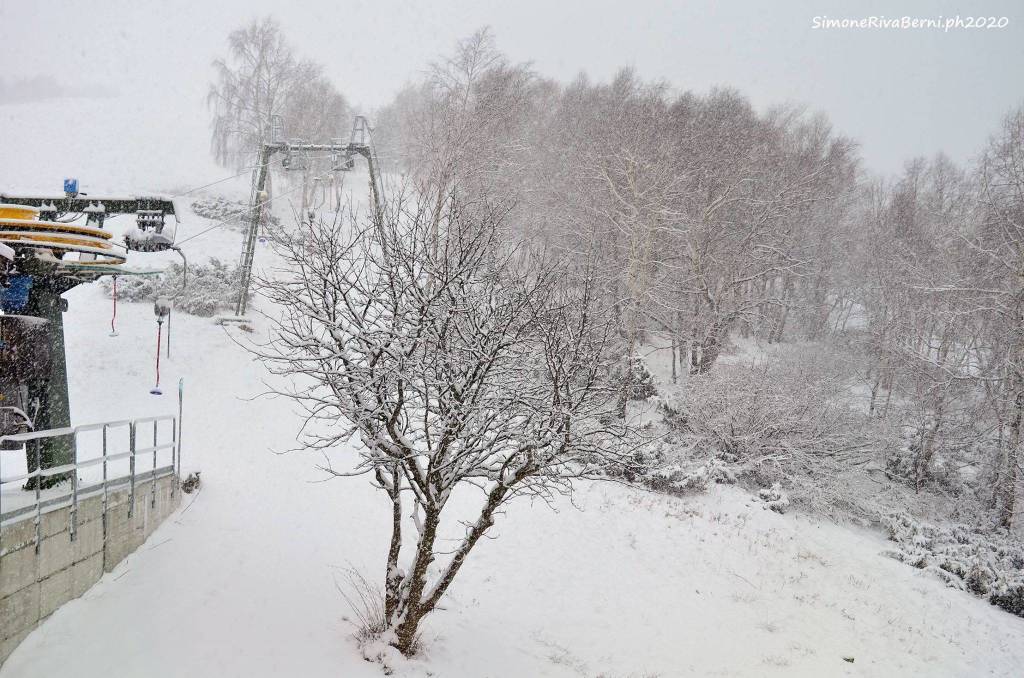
[975,106,1024,528]
[207,17,350,169]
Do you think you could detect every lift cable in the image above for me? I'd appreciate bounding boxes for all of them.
[167,166,259,199]
[175,162,352,246]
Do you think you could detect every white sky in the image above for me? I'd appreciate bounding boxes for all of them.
[1,0,1022,177]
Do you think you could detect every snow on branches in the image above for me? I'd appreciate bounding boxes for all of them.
[252,191,634,656]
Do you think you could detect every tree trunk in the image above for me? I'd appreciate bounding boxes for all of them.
[380,465,404,622]
[616,318,638,419]
[670,334,677,385]
[391,507,441,655]
[998,384,1022,529]
[696,319,727,374]
[914,403,945,491]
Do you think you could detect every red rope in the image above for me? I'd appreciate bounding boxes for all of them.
[111,276,118,334]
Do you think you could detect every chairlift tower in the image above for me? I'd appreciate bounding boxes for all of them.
[234,115,381,316]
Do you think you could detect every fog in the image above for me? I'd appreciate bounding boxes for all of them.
[3,2,1024,675]
[2,0,1021,177]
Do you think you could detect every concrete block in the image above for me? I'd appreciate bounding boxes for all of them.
[3,475,182,659]
[40,506,71,540]
[106,486,130,510]
[76,494,104,524]
[37,533,73,580]
[159,489,180,523]
[71,553,102,598]
[39,566,72,619]
[143,500,159,538]
[103,507,143,573]
[153,482,168,507]
[130,495,152,536]
[105,504,132,535]
[0,545,38,598]
[0,583,39,640]
[71,518,103,564]
[0,519,35,557]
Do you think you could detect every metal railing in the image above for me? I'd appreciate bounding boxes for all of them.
[0,414,180,555]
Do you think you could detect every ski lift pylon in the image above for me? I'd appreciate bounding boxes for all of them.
[281,140,310,171]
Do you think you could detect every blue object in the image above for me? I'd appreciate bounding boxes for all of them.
[64,177,79,196]
[0,275,33,312]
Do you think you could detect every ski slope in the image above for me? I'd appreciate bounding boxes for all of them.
[2,96,1024,677]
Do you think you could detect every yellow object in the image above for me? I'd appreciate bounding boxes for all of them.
[0,230,113,250]
[0,211,125,268]
[0,217,113,239]
[20,240,126,265]
[0,204,40,221]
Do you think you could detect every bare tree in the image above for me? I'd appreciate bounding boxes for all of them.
[374,28,541,235]
[975,105,1024,528]
[253,190,629,656]
[207,17,350,169]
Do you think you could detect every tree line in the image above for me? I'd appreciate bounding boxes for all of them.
[208,22,1024,658]
[372,29,1023,531]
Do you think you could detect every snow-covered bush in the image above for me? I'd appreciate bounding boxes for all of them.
[639,456,737,496]
[758,484,790,513]
[190,196,281,232]
[100,258,247,317]
[658,344,898,516]
[624,355,657,400]
[881,512,1024,618]
[605,354,658,404]
[879,405,991,498]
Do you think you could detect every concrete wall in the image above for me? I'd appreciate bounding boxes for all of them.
[0,474,180,665]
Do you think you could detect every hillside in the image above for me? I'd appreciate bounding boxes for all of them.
[1,95,1024,678]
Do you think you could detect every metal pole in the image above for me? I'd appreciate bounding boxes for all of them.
[110,275,119,336]
[70,431,78,541]
[102,424,109,541]
[360,149,382,217]
[151,420,157,508]
[34,439,41,553]
[176,378,183,490]
[25,280,76,483]
[236,145,275,317]
[128,422,136,518]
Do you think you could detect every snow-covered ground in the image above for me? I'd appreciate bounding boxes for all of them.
[2,96,1024,677]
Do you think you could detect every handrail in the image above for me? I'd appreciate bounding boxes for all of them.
[0,412,181,556]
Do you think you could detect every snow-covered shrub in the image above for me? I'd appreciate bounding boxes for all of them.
[758,484,790,513]
[100,258,247,317]
[881,512,1024,618]
[609,354,657,401]
[190,196,281,232]
[181,472,202,494]
[990,585,1024,617]
[881,418,983,497]
[627,355,657,400]
[659,343,898,516]
[641,457,737,495]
